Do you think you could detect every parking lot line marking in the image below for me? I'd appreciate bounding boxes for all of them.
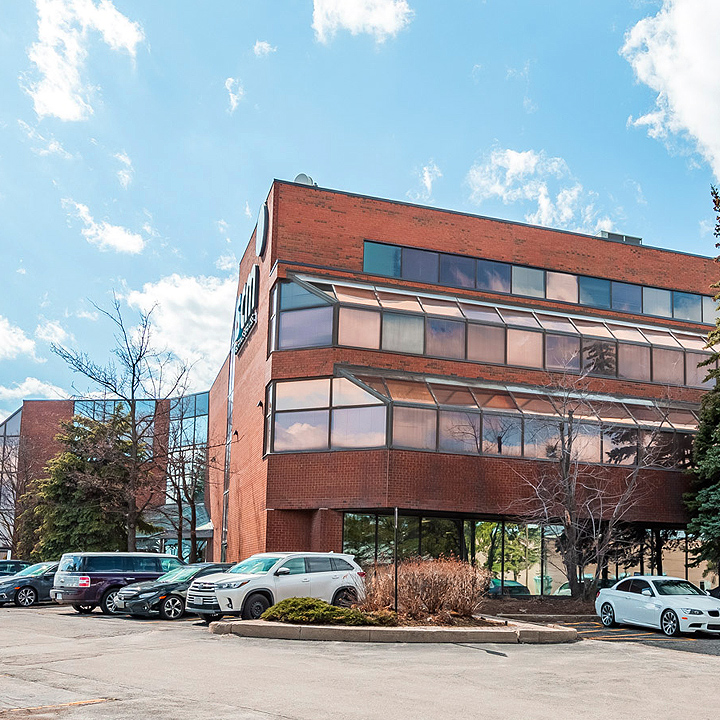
[4,698,112,713]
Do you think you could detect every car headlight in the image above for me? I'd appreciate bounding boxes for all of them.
[137,591,158,599]
[215,580,250,590]
[680,608,703,615]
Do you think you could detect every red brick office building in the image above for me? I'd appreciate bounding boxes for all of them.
[209,179,717,587]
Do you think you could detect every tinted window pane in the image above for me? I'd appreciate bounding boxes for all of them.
[278,307,333,349]
[274,410,329,451]
[512,266,545,297]
[506,329,543,368]
[643,287,672,317]
[582,339,617,376]
[280,557,307,575]
[524,418,561,459]
[612,282,642,313]
[642,431,676,468]
[703,296,716,324]
[84,556,128,572]
[331,406,386,448]
[338,307,380,349]
[195,393,209,416]
[545,334,580,371]
[331,558,355,571]
[476,260,511,292]
[546,272,578,303]
[280,282,327,310]
[133,556,159,572]
[467,324,505,364]
[332,378,382,407]
[439,254,475,288]
[306,557,333,573]
[392,406,437,450]
[482,414,522,456]
[402,248,438,284]
[426,318,465,359]
[364,242,401,277]
[276,379,330,410]
[603,427,638,465]
[652,348,684,385]
[686,352,712,388]
[382,313,424,354]
[618,343,651,381]
[673,292,702,322]
[578,276,611,309]
[573,424,601,463]
[438,411,481,453]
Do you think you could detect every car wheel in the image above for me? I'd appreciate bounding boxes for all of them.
[241,593,270,620]
[14,586,37,607]
[100,588,122,616]
[661,609,681,637]
[332,588,357,608]
[600,602,616,628]
[159,595,185,621]
[72,604,95,614]
[199,613,224,624]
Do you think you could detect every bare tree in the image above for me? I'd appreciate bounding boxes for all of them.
[52,295,189,551]
[0,434,20,555]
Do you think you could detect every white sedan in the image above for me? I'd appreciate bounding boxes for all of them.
[595,575,720,636]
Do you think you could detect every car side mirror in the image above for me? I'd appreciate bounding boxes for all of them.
[275,567,290,576]
[641,588,652,597]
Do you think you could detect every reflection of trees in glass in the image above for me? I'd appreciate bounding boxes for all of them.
[482,415,521,456]
[476,522,540,580]
[343,513,378,566]
[379,515,420,561]
[420,517,464,559]
[583,340,617,376]
[603,427,638,465]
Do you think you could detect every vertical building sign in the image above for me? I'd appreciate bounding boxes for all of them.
[234,264,259,354]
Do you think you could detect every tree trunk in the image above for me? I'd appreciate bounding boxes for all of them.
[176,495,184,561]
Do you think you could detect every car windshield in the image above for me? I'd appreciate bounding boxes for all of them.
[228,556,281,575]
[58,555,83,572]
[652,579,705,596]
[157,566,202,583]
[16,563,55,577]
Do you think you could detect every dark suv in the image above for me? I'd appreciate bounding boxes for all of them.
[51,552,185,615]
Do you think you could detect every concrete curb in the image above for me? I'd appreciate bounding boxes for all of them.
[498,614,596,623]
[209,618,577,644]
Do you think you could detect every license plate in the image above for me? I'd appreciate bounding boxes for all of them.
[115,600,125,608]
[56,593,62,600]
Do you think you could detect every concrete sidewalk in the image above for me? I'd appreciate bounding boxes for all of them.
[209,617,578,643]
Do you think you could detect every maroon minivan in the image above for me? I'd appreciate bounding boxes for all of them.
[51,552,184,615]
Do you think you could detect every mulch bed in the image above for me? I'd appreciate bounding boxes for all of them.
[398,613,501,627]
[479,596,595,616]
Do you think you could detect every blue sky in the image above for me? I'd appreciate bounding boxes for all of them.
[1,0,719,420]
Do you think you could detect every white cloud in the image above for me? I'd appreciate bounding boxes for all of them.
[0,377,68,421]
[312,0,413,43]
[407,160,442,202]
[244,201,252,218]
[35,318,73,344]
[75,308,99,320]
[62,198,146,253]
[18,119,73,158]
[215,253,238,272]
[114,150,133,188]
[125,274,238,391]
[0,317,38,361]
[225,77,243,113]
[253,40,277,57]
[621,0,720,179]
[25,0,144,121]
[467,148,614,234]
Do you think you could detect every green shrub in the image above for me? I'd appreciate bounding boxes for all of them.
[261,597,397,626]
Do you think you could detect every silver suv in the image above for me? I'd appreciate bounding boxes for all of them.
[187,552,364,622]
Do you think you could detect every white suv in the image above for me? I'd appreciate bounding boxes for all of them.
[187,552,365,622]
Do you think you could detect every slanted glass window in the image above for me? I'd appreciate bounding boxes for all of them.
[278,306,333,349]
[512,266,544,298]
[377,292,423,312]
[546,272,578,303]
[382,313,424,354]
[482,414,522,456]
[476,260,511,293]
[426,318,465,359]
[338,308,380,349]
[332,378,383,406]
[536,314,577,334]
[506,329,543,368]
[685,352,712,388]
[545,334,580,371]
[618,343,651,382]
[612,282,642,313]
[439,254,475,288]
[523,417,561,459]
[582,339,617,376]
[402,248,438,284]
[280,282,327,310]
[420,297,463,317]
[498,309,540,328]
[673,292,702,322]
[274,410,329,451]
[364,242,401,277]
[643,287,672,317]
[603,427,638,465]
[703,296,716,324]
[439,411,481,453]
[334,287,379,306]
[430,385,477,406]
[652,348,684,385]
[384,380,434,404]
[467,324,505,364]
[392,406,437,450]
[276,379,330,410]
[459,304,503,324]
[579,276,611,309]
[331,406,386,448]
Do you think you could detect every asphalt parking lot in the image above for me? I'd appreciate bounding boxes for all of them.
[2,603,720,720]
[557,619,720,656]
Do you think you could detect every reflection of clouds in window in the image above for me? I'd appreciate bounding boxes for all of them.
[571,423,601,463]
[524,418,560,459]
[274,410,329,451]
[482,414,521,456]
[276,379,330,411]
[331,407,386,448]
[439,411,481,453]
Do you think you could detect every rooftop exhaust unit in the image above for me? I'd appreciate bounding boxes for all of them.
[599,230,642,246]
